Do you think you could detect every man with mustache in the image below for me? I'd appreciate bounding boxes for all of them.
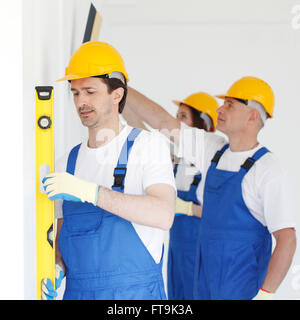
[41,41,176,300]
[123,77,296,300]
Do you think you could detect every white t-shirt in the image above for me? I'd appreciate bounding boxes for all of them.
[55,125,176,263]
[176,122,296,233]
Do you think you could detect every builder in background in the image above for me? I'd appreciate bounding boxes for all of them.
[124,92,218,299]
[41,41,176,300]
[123,77,296,300]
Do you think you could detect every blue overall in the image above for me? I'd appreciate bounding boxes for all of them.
[194,144,272,300]
[58,128,166,300]
[167,164,202,300]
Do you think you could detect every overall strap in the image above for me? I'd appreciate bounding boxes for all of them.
[112,128,142,192]
[210,143,230,167]
[191,172,202,187]
[174,164,201,186]
[240,147,270,173]
[173,164,178,177]
[66,144,82,175]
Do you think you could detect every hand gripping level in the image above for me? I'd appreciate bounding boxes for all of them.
[35,86,55,300]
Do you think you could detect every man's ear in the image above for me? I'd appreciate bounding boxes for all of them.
[248,108,264,130]
[112,87,124,106]
[249,108,259,122]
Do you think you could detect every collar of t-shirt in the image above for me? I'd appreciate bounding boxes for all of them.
[215,143,264,172]
[81,125,132,154]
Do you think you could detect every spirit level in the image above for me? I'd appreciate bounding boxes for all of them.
[35,86,55,300]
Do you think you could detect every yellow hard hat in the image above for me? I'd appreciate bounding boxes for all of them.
[57,41,129,82]
[173,92,219,131]
[216,76,274,118]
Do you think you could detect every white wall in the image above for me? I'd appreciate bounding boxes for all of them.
[21,0,300,299]
[0,0,23,300]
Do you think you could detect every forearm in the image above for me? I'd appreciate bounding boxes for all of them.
[122,103,148,130]
[261,228,296,293]
[126,87,180,142]
[192,203,202,218]
[97,185,175,230]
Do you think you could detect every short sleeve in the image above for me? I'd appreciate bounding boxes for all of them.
[260,168,297,233]
[138,130,176,192]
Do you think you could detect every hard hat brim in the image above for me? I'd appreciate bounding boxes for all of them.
[172,100,184,107]
[56,74,95,82]
[172,99,211,114]
[215,94,227,100]
[215,94,243,102]
[57,73,130,82]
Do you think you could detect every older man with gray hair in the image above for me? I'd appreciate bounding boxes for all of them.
[124,76,296,300]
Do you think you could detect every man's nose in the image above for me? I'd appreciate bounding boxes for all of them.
[216,104,225,114]
[77,93,89,107]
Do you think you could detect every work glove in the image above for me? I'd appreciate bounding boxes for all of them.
[175,197,193,216]
[41,264,65,300]
[252,288,274,300]
[42,172,99,205]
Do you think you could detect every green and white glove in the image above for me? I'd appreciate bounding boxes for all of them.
[42,172,99,205]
